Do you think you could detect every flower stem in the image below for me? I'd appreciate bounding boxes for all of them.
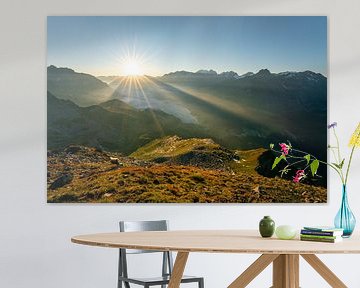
[330,147,339,164]
[333,127,346,182]
[333,127,342,165]
[345,145,356,185]
[345,129,360,185]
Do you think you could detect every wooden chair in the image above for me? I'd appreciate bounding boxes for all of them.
[118,220,204,288]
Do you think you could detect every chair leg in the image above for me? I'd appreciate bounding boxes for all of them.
[199,278,204,288]
[118,278,130,288]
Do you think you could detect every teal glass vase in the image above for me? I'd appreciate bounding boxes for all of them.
[334,185,356,237]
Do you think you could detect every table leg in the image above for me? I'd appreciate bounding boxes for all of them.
[272,254,299,288]
[229,253,348,288]
[168,252,189,288]
[228,254,279,288]
[301,254,347,288]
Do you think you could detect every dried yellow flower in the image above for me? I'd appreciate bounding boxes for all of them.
[349,122,360,147]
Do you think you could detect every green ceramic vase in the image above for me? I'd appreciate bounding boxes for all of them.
[259,216,275,237]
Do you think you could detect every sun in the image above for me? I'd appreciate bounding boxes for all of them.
[123,58,143,76]
[117,45,151,76]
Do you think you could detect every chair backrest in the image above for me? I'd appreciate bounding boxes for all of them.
[118,220,173,282]
[119,220,169,254]
[120,220,168,232]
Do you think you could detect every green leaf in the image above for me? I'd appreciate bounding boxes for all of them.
[332,162,340,169]
[339,159,345,169]
[304,154,311,164]
[272,154,285,170]
[310,159,320,176]
[332,160,345,169]
[269,143,274,149]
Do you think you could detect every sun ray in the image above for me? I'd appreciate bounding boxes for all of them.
[156,81,282,132]
[134,77,164,136]
[126,76,134,104]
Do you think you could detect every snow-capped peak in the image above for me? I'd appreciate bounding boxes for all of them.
[220,71,240,79]
[196,69,218,75]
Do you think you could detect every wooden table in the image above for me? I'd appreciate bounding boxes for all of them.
[72,230,360,288]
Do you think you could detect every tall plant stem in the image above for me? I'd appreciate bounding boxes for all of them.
[333,127,345,181]
[345,145,356,185]
[330,148,339,164]
[345,129,360,185]
[333,127,343,165]
[318,159,344,183]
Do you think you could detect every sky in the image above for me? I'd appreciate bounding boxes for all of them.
[47,16,327,77]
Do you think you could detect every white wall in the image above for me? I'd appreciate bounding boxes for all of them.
[1,0,360,287]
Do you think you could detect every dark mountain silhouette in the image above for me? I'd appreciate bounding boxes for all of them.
[47,65,115,106]
[158,68,327,161]
[47,92,206,154]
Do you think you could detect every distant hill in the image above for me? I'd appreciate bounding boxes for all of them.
[98,98,134,113]
[131,135,239,171]
[47,92,206,154]
[47,65,115,106]
[131,135,219,160]
[97,75,119,84]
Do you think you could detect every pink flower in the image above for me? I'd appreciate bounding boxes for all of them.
[293,170,305,183]
[279,143,289,155]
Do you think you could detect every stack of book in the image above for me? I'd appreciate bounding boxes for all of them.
[300,226,344,243]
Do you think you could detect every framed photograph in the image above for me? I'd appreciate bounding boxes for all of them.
[47,16,327,203]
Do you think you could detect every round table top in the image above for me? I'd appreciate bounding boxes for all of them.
[71,230,360,254]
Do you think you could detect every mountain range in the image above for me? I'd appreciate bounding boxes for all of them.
[47,65,327,161]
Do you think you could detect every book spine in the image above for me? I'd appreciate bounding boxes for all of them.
[300,237,337,243]
[300,234,337,240]
[300,230,336,237]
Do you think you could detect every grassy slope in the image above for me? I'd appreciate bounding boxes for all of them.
[48,165,326,203]
[47,145,326,203]
[130,136,218,160]
[231,148,268,173]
